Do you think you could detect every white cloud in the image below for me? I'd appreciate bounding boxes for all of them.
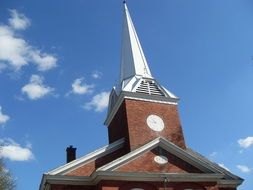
[0,26,29,70]
[8,9,30,30]
[21,74,54,100]
[29,50,57,71]
[84,91,110,112]
[71,77,94,95]
[236,165,251,173]
[0,10,57,71]
[91,70,102,79]
[238,136,253,149]
[0,138,34,161]
[218,163,230,171]
[0,106,10,125]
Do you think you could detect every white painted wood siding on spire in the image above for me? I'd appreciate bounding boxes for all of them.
[120,3,152,82]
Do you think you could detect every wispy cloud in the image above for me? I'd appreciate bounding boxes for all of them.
[238,136,253,149]
[0,9,57,72]
[21,74,54,100]
[0,138,34,161]
[8,9,30,30]
[29,50,57,71]
[0,106,10,126]
[84,91,110,112]
[236,165,251,173]
[218,163,230,171]
[209,151,217,160]
[70,77,94,95]
[91,70,102,79]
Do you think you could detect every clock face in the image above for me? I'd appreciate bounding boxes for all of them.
[154,155,168,165]
[146,114,164,132]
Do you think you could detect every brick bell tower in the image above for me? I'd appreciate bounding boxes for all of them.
[105,2,186,151]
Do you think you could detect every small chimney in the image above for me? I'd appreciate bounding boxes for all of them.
[66,145,76,163]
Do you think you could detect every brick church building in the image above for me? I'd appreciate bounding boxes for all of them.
[40,2,243,190]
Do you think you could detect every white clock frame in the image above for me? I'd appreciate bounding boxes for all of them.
[154,155,168,165]
[146,114,165,132]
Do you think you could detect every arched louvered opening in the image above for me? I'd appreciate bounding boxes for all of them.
[136,80,165,96]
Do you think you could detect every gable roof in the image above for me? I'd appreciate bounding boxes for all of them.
[47,138,124,175]
[97,137,242,182]
[97,137,212,172]
[40,137,243,190]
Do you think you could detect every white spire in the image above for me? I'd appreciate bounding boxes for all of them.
[120,2,152,83]
[105,3,179,124]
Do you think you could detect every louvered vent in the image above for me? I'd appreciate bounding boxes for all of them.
[136,80,165,96]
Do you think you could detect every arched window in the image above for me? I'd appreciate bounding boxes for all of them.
[119,182,156,190]
[174,182,206,190]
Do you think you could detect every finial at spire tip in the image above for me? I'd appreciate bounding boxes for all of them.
[123,1,126,4]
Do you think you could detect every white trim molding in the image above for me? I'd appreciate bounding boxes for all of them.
[217,179,244,188]
[40,172,226,190]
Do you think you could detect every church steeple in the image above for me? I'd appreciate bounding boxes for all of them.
[120,2,152,82]
[104,1,187,154]
[105,3,180,127]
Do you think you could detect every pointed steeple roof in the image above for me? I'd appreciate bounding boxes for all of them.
[120,2,152,82]
[116,2,177,98]
[105,3,179,124]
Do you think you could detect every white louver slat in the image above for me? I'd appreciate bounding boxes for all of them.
[136,80,165,96]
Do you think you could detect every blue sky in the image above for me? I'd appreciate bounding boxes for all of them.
[0,0,252,189]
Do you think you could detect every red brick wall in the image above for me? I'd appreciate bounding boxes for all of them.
[98,180,156,190]
[108,101,130,152]
[116,147,202,173]
[65,147,128,177]
[51,184,94,190]
[108,99,185,151]
[124,99,186,150]
[98,181,218,190]
[95,147,128,169]
[66,161,96,176]
[119,181,157,190]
